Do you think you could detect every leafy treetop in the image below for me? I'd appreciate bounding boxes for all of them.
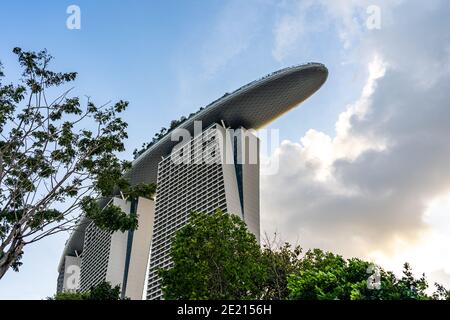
[0,48,155,279]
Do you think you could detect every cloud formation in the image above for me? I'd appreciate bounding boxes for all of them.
[262,0,450,279]
[272,0,371,61]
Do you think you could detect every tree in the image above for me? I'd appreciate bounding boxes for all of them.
[432,283,450,300]
[287,249,432,300]
[287,249,376,300]
[160,213,449,300]
[0,48,155,279]
[159,210,266,300]
[51,291,88,300]
[260,236,302,300]
[50,281,124,300]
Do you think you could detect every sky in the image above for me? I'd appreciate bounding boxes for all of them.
[1,0,450,299]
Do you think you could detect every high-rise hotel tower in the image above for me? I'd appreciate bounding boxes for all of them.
[146,123,260,299]
[57,63,328,299]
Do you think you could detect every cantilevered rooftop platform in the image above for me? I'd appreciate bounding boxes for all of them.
[128,63,328,185]
[57,63,328,281]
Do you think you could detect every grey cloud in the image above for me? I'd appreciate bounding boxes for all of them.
[261,0,450,265]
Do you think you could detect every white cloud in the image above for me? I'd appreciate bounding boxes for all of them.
[272,0,371,62]
[263,0,450,284]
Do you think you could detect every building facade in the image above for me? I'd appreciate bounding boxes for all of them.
[57,197,155,299]
[146,124,260,299]
[56,63,328,299]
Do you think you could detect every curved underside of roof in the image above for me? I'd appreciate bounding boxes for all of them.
[57,216,88,271]
[127,62,328,185]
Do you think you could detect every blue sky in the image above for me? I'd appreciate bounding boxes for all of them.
[0,0,358,148]
[2,0,450,299]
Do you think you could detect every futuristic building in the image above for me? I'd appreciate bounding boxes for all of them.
[56,63,328,299]
[146,124,261,299]
[56,197,155,299]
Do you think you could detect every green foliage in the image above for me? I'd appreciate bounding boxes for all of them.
[159,210,266,300]
[432,282,450,300]
[287,250,432,300]
[51,291,89,300]
[288,249,372,300]
[160,211,450,300]
[0,48,155,278]
[81,183,156,233]
[261,241,302,299]
[86,281,122,300]
[50,281,123,300]
[81,198,138,233]
[133,115,192,159]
